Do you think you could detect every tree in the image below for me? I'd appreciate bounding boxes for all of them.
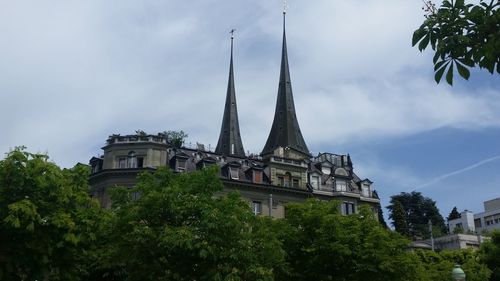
[276,200,426,281]
[447,206,461,221]
[387,192,447,239]
[479,230,500,281]
[377,204,389,229]
[391,200,410,236]
[96,166,285,281]
[412,0,499,85]
[159,130,188,148]
[415,249,491,281]
[0,148,108,281]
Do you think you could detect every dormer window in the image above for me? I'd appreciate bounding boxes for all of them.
[253,170,262,183]
[321,166,331,174]
[336,180,347,192]
[310,176,319,189]
[230,167,239,179]
[177,159,187,172]
[362,184,371,197]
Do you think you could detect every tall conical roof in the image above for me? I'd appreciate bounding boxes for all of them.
[215,33,245,157]
[261,13,309,156]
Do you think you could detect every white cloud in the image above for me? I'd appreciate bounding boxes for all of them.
[0,0,499,168]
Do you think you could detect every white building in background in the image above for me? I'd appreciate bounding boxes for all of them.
[448,197,500,234]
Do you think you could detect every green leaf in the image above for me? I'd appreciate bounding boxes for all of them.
[434,60,447,71]
[433,51,441,64]
[456,61,470,80]
[455,0,465,8]
[434,61,448,84]
[418,33,430,51]
[446,62,454,85]
[458,58,474,67]
[412,28,427,47]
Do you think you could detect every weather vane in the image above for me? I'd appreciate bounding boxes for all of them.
[283,0,288,14]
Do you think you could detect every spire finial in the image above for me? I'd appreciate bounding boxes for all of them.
[283,0,288,14]
[230,29,235,54]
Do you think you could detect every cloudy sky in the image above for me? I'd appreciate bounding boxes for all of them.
[1,1,499,222]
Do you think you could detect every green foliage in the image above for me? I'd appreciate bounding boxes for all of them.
[0,148,109,281]
[413,0,500,85]
[392,200,410,237]
[479,230,500,281]
[159,130,188,148]
[415,249,491,281]
[377,204,389,229]
[96,166,285,281]
[453,225,465,234]
[448,206,461,221]
[1,148,498,280]
[276,200,425,281]
[388,192,447,239]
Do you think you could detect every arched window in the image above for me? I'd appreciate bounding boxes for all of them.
[127,151,137,168]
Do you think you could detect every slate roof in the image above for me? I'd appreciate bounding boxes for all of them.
[262,13,309,156]
[215,36,245,157]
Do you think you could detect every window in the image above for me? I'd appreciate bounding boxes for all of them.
[230,167,239,179]
[474,218,482,228]
[127,151,137,168]
[137,157,144,168]
[361,184,370,197]
[253,170,262,183]
[342,202,355,215]
[177,159,187,172]
[292,178,299,188]
[321,166,331,174]
[336,180,347,192]
[117,157,127,168]
[278,176,284,186]
[284,173,291,187]
[310,176,319,189]
[252,201,262,215]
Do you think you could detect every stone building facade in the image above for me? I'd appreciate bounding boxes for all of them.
[89,12,380,218]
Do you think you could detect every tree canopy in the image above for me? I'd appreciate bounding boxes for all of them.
[413,0,500,85]
[480,230,500,281]
[1,148,498,280]
[447,206,461,221]
[96,166,285,281]
[277,200,424,281]
[387,191,447,239]
[0,148,109,280]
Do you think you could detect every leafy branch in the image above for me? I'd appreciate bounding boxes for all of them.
[413,0,500,85]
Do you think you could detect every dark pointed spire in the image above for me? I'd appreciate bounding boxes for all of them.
[261,12,309,156]
[215,30,245,157]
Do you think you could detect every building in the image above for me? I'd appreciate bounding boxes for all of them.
[411,234,488,251]
[89,12,381,218]
[448,197,500,234]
